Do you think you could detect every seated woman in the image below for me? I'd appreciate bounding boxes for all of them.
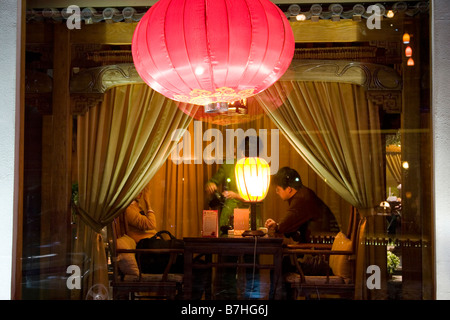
[125,184,157,244]
[124,185,182,275]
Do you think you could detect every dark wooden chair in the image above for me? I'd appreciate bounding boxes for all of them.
[108,213,184,300]
[283,207,362,300]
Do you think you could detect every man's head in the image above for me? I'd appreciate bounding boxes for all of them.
[238,135,263,158]
[271,167,302,200]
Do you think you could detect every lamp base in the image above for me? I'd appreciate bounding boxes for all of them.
[241,229,265,237]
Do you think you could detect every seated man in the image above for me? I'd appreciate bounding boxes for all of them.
[265,166,336,245]
[265,167,337,298]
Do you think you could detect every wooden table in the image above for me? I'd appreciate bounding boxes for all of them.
[183,236,284,300]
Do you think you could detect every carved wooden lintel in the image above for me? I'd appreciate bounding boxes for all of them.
[70,64,143,94]
[69,64,143,115]
[367,90,402,114]
[282,59,403,91]
[71,93,104,115]
[68,60,403,115]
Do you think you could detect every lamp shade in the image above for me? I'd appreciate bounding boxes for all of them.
[402,33,410,44]
[131,0,295,106]
[405,46,412,57]
[235,157,271,202]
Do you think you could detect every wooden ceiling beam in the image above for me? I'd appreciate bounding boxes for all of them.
[27,0,402,8]
[26,16,405,45]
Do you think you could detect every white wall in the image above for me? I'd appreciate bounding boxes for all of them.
[433,0,450,300]
[0,0,21,299]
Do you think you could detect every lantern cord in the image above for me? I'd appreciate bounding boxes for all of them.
[250,235,258,297]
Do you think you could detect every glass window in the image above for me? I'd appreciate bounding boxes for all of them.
[21,1,432,301]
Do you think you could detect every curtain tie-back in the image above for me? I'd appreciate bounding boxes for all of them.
[71,201,105,233]
[358,207,376,218]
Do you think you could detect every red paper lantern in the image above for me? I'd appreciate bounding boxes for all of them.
[132,0,295,106]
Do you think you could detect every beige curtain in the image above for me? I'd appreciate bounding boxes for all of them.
[255,81,386,299]
[386,145,402,185]
[147,98,350,238]
[73,83,197,299]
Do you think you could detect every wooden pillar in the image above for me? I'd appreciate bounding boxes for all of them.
[40,23,73,299]
[400,15,431,300]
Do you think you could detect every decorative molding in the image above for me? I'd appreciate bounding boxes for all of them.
[293,47,378,61]
[367,91,402,114]
[281,59,402,91]
[26,2,429,24]
[70,63,142,94]
[70,64,141,115]
[71,93,104,115]
[69,60,402,114]
[71,60,402,95]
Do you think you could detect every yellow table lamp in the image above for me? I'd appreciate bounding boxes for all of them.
[235,157,271,237]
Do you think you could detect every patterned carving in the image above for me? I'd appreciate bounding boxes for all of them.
[71,93,104,115]
[367,91,402,113]
[282,59,402,91]
[69,61,403,114]
[70,64,143,94]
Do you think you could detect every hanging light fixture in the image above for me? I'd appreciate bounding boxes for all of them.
[405,46,412,57]
[407,57,415,66]
[132,0,295,113]
[177,97,267,126]
[235,157,271,237]
[403,32,410,44]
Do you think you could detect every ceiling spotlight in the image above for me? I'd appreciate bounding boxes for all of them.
[296,14,306,21]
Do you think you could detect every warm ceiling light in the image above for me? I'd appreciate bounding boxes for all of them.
[403,33,410,44]
[132,0,295,110]
[407,58,415,66]
[405,46,412,57]
[296,14,306,21]
[387,10,395,18]
[402,161,410,169]
[235,157,271,236]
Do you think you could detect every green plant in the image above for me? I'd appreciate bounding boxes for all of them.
[71,183,79,223]
[72,182,79,205]
[387,250,400,274]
